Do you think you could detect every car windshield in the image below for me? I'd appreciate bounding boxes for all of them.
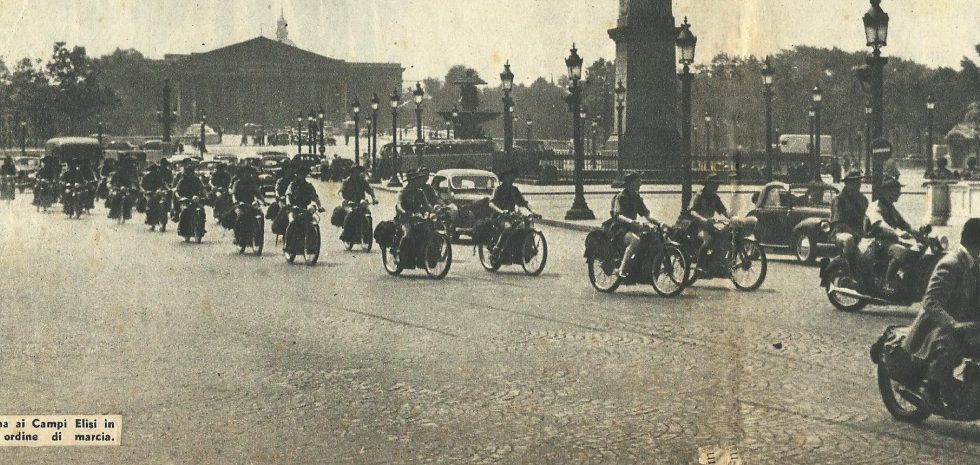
[262,159,281,168]
[790,187,836,207]
[451,175,496,191]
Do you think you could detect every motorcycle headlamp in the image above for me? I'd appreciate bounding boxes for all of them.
[192,196,200,202]
[820,221,832,234]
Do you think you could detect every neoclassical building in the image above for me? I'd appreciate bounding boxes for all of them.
[159,11,402,131]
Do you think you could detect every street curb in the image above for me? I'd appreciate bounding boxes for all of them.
[370,182,924,197]
[536,218,596,233]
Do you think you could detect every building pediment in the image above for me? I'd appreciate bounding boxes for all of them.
[175,36,344,70]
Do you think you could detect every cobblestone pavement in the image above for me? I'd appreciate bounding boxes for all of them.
[0,180,976,465]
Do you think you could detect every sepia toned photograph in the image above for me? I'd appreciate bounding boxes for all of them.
[2,0,980,463]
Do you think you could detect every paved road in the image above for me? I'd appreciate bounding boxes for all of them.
[0,181,976,465]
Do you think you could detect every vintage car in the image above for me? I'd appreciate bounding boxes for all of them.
[106,140,136,151]
[14,155,41,191]
[213,153,239,165]
[45,137,103,164]
[746,182,838,264]
[430,169,498,240]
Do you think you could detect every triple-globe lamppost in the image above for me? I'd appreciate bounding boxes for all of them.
[863,0,889,197]
[295,114,303,155]
[199,114,207,156]
[812,85,823,182]
[761,57,775,182]
[370,94,380,181]
[563,44,595,221]
[351,97,361,166]
[676,17,697,214]
[317,108,325,154]
[500,61,515,159]
[388,89,402,188]
[412,82,425,166]
[926,95,936,176]
[613,81,626,186]
[704,112,712,157]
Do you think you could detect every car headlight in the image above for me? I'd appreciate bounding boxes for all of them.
[820,221,831,234]
[940,236,949,250]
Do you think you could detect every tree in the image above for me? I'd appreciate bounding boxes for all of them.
[580,58,616,143]
[45,42,115,135]
[7,58,55,142]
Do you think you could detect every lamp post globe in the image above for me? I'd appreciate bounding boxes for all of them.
[500,61,515,158]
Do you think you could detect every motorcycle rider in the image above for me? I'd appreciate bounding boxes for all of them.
[905,218,980,410]
[79,159,99,210]
[0,156,15,200]
[488,166,535,255]
[688,174,730,273]
[108,158,140,220]
[611,173,660,278]
[209,162,232,220]
[395,168,433,245]
[232,165,264,245]
[140,164,168,231]
[284,164,323,240]
[339,165,377,242]
[866,176,915,296]
[829,168,869,264]
[174,160,208,231]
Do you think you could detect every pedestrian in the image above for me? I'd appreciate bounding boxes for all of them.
[962,157,980,181]
[830,157,842,184]
[929,157,955,180]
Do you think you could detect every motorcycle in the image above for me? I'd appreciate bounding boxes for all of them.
[340,199,376,252]
[477,211,549,276]
[176,196,206,243]
[62,183,85,219]
[211,187,233,222]
[381,208,453,280]
[585,222,689,297]
[108,186,135,224]
[33,179,56,212]
[283,204,323,265]
[0,175,16,202]
[144,188,172,232]
[671,216,768,291]
[819,225,948,312]
[871,324,980,424]
[234,199,266,255]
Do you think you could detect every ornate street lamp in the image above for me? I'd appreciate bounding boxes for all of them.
[317,107,325,154]
[199,114,207,156]
[526,118,533,144]
[307,111,316,154]
[563,43,594,220]
[676,17,697,214]
[97,119,104,149]
[864,0,889,197]
[352,97,361,166]
[451,105,460,140]
[808,106,816,176]
[157,78,179,148]
[388,89,402,187]
[761,57,775,182]
[704,112,712,157]
[19,121,27,156]
[370,93,380,182]
[445,120,451,139]
[926,95,935,176]
[864,103,873,174]
[812,85,823,182]
[500,61,515,158]
[613,81,626,185]
[296,114,303,155]
[412,82,424,147]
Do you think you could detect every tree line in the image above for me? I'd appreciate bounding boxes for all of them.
[2,42,979,156]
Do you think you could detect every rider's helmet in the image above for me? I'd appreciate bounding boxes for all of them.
[497,166,519,182]
[348,165,365,178]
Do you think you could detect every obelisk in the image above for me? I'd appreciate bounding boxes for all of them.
[608,0,679,173]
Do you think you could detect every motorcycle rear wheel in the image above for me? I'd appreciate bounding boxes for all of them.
[877,364,931,423]
[587,257,621,293]
[826,272,869,312]
[651,245,688,298]
[382,247,402,275]
[477,242,501,272]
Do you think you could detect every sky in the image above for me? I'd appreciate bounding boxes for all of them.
[1,0,978,85]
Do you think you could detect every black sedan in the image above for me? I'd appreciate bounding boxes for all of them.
[747,182,837,264]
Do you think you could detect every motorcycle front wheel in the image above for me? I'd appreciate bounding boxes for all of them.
[587,257,621,293]
[424,234,452,279]
[651,245,688,298]
[520,231,548,276]
[303,225,321,266]
[877,364,931,423]
[730,240,767,291]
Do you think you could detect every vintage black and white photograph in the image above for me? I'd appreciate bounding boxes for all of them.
[2,0,980,463]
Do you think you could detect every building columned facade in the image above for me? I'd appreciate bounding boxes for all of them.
[162,32,402,132]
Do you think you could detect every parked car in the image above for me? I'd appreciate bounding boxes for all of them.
[213,153,239,165]
[197,160,220,185]
[14,156,41,191]
[141,139,163,150]
[430,169,498,241]
[106,140,136,151]
[747,182,837,264]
